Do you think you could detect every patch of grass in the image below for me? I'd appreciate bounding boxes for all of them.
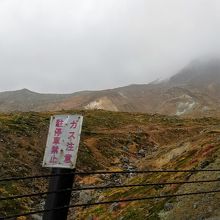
[0,183,30,216]
[175,149,198,168]
[93,206,105,215]
[121,206,146,220]
[148,200,168,220]
[77,143,103,170]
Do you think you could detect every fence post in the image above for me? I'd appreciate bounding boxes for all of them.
[43,168,75,220]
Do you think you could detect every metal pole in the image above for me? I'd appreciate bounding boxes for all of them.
[43,168,75,220]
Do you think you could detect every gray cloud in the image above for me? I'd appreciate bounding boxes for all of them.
[0,0,220,93]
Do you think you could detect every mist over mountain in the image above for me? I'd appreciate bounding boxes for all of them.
[169,58,220,87]
[0,59,220,117]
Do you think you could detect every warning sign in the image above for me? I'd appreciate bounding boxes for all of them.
[42,115,83,169]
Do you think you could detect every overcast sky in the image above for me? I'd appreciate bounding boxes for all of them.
[0,0,220,93]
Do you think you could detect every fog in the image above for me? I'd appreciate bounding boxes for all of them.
[0,0,220,93]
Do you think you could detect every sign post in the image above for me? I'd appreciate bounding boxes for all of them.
[42,115,83,220]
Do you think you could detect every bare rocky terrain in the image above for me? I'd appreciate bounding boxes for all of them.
[0,59,220,117]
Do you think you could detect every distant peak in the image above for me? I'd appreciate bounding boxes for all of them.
[20,88,31,92]
[15,88,35,94]
[188,57,220,68]
[169,57,220,85]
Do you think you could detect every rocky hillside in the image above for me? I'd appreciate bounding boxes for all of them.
[1,110,220,219]
[0,59,220,116]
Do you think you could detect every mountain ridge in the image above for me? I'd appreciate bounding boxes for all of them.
[0,59,220,116]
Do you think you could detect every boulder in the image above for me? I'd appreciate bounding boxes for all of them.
[109,202,120,212]
[164,203,174,211]
[138,149,146,157]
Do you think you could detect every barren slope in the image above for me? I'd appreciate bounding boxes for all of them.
[0,59,220,116]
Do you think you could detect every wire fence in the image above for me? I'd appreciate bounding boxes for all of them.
[2,189,220,220]
[1,178,220,201]
[1,169,220,219]
[1,168,220,182]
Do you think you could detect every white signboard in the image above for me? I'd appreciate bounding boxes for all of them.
[42,115,83,169]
